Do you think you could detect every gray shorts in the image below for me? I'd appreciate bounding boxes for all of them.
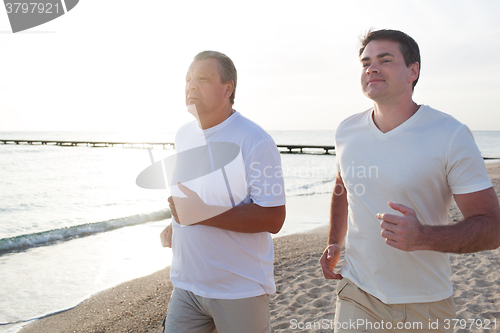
[163,287,272,333]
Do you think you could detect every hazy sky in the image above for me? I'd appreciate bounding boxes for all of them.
[1,0,499,133]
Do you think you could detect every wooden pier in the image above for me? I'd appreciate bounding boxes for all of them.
[277,144,335,154]
[0,139,175,149]
[0,139,336,154]
[2,140,499,158]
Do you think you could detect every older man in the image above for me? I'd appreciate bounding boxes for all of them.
[160,51,286,333]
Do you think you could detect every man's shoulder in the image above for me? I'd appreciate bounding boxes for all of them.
[335,105,466,132]
[173,112,276,151]
[234,112,271,134]
[230,112,275,143]
[418,105,468,134]
[420,105,461,123]
[336,108,372,132]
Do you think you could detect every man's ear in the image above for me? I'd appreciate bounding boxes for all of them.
[225,81,234,99]
[409,62,419,83]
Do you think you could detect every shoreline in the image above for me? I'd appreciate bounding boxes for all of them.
[19,162,500,333]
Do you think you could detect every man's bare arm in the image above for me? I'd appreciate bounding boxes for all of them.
[195,203,285,234]
[320,171,348,279]
[379,187,500,253]
[424,187,500,252]
[327,172,349,246]
[168,183,285,234]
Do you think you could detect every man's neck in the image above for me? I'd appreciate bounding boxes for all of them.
[199,106,234,130]
[372,99,418,133]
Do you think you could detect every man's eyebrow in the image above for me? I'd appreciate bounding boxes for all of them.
[360,52,395,62]
[377,52,395,58]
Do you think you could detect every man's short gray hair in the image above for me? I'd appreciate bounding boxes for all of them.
[194,51,237,105]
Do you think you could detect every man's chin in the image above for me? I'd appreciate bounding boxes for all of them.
[363,89,384,100]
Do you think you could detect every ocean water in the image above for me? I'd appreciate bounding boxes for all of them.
[0,130,498,332]
[0,130,336,332]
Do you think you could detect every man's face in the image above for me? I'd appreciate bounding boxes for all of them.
[185,59,231,119]
[360,39,417,103]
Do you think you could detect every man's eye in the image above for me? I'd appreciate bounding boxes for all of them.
[362,63,370,67]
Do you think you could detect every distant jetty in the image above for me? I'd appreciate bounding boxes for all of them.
[0,139,336,154]
[277,144,335,154]
[0,139,174,149]
[3,139,500,158]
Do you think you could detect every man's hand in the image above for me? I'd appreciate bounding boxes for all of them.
[160,223,172,248]
[168,182,228,226]
[167,182,209,226]
[320,243,343,279]
[377,201,425,252]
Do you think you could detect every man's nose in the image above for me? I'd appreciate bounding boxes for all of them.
[186,80,198,91]
[366,64,379,75]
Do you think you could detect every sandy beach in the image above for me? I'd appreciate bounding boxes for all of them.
[20,161,500,333]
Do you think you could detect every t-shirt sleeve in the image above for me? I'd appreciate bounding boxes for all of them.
[446,125,492,194]
[245,140,286,207]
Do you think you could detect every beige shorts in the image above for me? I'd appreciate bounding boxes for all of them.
[335,278,456,333]
[163,287,271,333]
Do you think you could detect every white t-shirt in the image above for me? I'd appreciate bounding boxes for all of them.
[169,111,286,299]
[335,105,492,304]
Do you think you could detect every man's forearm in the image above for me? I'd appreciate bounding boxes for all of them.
[417,187,500,253]
[418,216,500,253]
[328,173,348,246]
[196,203,285,234]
